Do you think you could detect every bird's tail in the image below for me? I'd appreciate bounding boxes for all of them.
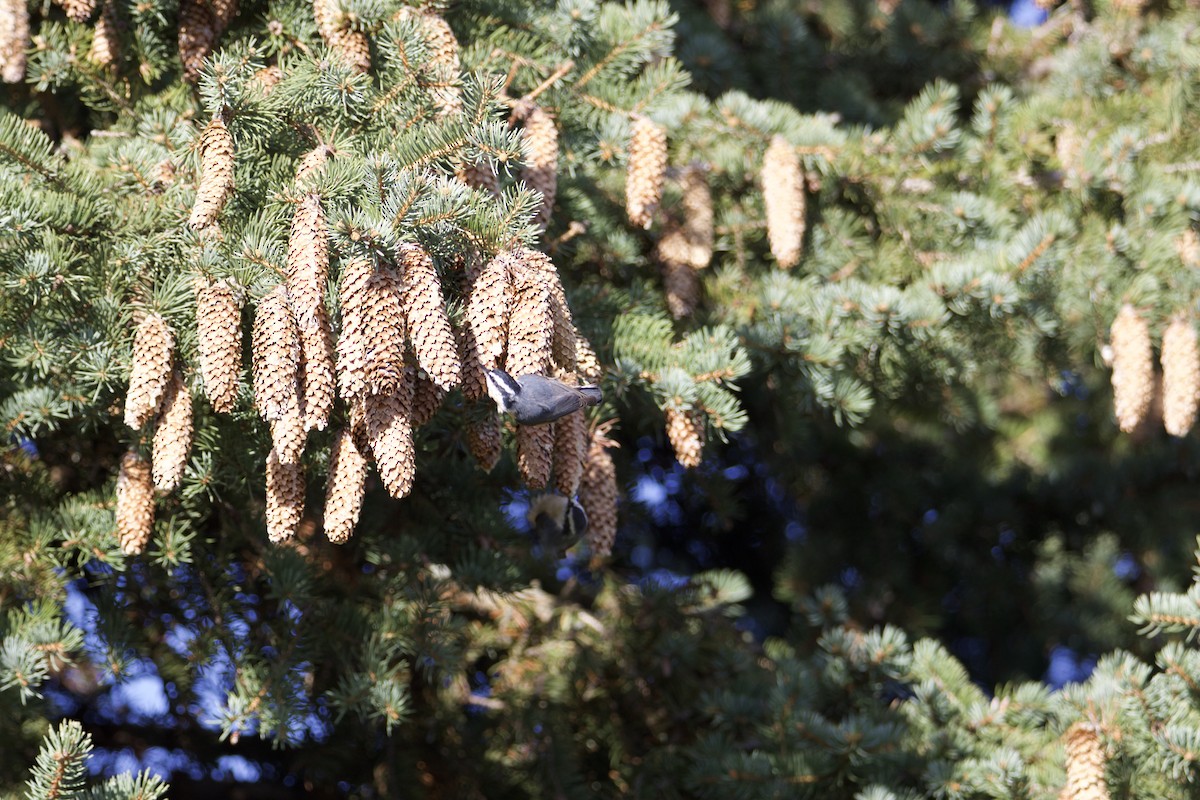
[578,386,603,406]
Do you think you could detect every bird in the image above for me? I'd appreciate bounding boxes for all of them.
[527,493,588,553]
[484,369,602,426]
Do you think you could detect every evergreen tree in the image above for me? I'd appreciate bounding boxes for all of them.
[7,0,1200,797]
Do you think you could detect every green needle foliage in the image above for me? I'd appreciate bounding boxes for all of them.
[7,0,1200,796]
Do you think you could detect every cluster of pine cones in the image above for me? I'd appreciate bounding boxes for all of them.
[117,135,621,557]
[1108,303,1200,437]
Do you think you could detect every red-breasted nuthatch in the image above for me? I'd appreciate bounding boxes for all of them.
[484,369,602,426]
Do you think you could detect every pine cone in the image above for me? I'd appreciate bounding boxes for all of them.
[1162,314,1200,437]
[665,407,705,468]
[409,366,445,427]
[516,247,575,372]
[517,423,553,489]
[552,409,587,497]
[410,8,460,117]
[1178,229,1200,268]
[762,135,805,268]
[679,166,713,269]
[152,370,194,492]
[87,1,119,67]
[466,412,502,472]
[580,430,617,559]
[1110,304,1154,433]
[400,244,461,391]
[464,250,516,397]
[661,248,699,320]
[457,159,500,197]
[1064,722,1110,800]
[253,64,283,93]
[299,323,335,432]
[336,256,373,401]
[363,264,407,396]
[505,270,553,378]
[287,193,330,331]
[270,407,306,465]
[188,115,235,229]
[116,450,155,555]
[313,0,370,72]
[287,194,336,431]
[210,0,237,31]
[364,379,415,499]
[265,449,304,543]
[576,334,602,384]
[517,102,558,230]
[196,280,242,413]
[125,313,176,429]
[0,0,29,83]
[178,0,216,81]
[324,427,367,544]
[55,0,96,23]
[252,285,301,422]
[296,144,334,189]
[626,116,667,229]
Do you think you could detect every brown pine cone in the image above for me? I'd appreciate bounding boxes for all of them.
[265,449,304,543]
[196,280,242,413]
[626,116,667,229]
[116,450,155,555]
[400,243,460,391]
[188,115,235,228]
[579,429,617,560]
[152,370,194,492]
[1110,304,1153,434]
[252,285,301,422]
[762,135,805,268]
[665,407,705,468]
[125,314,176,429]
[324,427,367,544]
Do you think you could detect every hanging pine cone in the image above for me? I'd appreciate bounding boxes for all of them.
[0,0,29,83]
[457,159,500,196]
[402,7,460,117]
[363,265,407,396]
[152,371,194,492]
[576,335,602,384]
[125,313,176,429]
[299,324,335,432]
[265,449,304,543]
[679,166,714,269]
[516,247,575,373]
[210,0,237,31]
[469,250,517,366]
[552,409,587,497]
[626,116,667,229]
[196,280,242,413]
[336,256,373,401]
[409,366,445,427]
[517,424,554,489]
[579,429,617,560]
[313,0,370,72]
[400,244,461,391]
[661,249,700,320]
[364,380,415,499]
[296,144,335,188]
[762,135,805,269]
[665,407,705,468]
[287,193,330,330]
[516,101,558,230]
[252,285,301,422]
[88,1,119,67]
[505,271,553,378]
[1162,314,1200,437]
[188,115,235,229]
[270,407,306,465]
[1110,304,1154,434]
[1177,229,1200,268]
[253,64,283,93]
[466,412,503,472]
[55,0,96,23]
[178,0,216,81]
[1064,722,1110,800]
[324,427,367,544]
[116,450,155,555]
